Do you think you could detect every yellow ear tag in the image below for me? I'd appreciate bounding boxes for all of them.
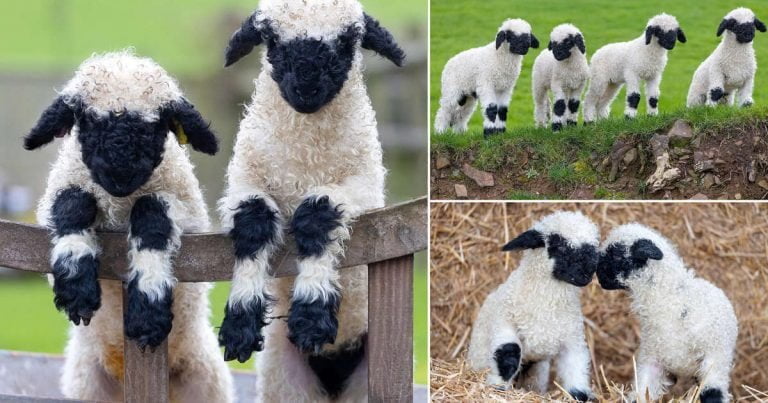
[172,119,188,145]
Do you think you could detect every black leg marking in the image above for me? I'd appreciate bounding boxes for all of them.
[700,388,724,403]
[710,87,724,102]
[498,106,508,122]
[288,292,341,354]
[567,120,577,126]
[124,276,173,349]
[130,195,172,251]
[494,342,521,382]
[568,99,580,114]
[308,334,366,399]
[627,92,641,109]
[649,97,659,109]
[569,389,591,402]
[291,196,343,258]
[230,197,279,259]
[219,296,274,362]
[52,186,98,235]
[742,101,753,108]
[52,254,100,325]
[552,122,563,131]
[554,99,567,117]
[485,104,498,122]
[458,95,468,106]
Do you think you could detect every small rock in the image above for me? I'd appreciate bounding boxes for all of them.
[598,156,611,173]
[435,156,450,170]
[758,180,768,191]
[694,160,715,173]
[623,148,638,165]
[715,159,727,165]
[748,160,757,183]
[668,119,694,148]
[461,164,495,187]
[690,193,709,200]
[735,141,743,147]
[702,174,716,188]
[454,184,468,198]
[735,193,742,200]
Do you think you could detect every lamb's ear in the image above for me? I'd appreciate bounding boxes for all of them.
[24,96,77,150]
[362,13,406,67]
[496,31,507,49]
[224,12,266,67]
[162,99,219,155]
[502,230,545,251]
[717,19,734,37]
[548,40,554,51]
[677,28,687,43]
[755,18,767,33]
[529,33,540,49]
[574,34,586,53]
[630,239,663,264]
[645,26,657,45]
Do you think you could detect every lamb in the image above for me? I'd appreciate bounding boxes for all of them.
[23,51,233,402]
[687,8,765,108]
[434,19,539,137]
[597,223,738,403]
[583,14,686,122]
[467,211,598,402]
[216,0,405,401]
[532,24,589,131]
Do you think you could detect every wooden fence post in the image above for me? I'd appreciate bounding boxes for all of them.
[368,254,414,403]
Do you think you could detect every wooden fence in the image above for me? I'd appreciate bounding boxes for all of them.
[0,197,427,403]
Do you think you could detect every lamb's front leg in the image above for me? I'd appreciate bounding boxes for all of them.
[736,76,755,108]
[624,76,642,119]
[555,338,594,402]
[645,75,662,116]
[123,194,179,349]
[49,186,101,325]
[566,84,585,127]
[551,85,567,131]
[218,192,283,362]
[477,85,506,137]
[706,69,726,106]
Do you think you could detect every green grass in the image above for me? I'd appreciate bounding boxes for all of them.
[0,0,426,76]
[0,256,429,384]
[431,0,768,131]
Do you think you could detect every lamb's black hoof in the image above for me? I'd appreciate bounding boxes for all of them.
[124,277,173,350]
[583,121,594,126]
[567,120,577,126]
[218,298,271,363]
[568,389,593,402]
[700,388,724,403]
[552,122,563,131]
[287,295,340,354]
[742,101,753,108]
[52,254,101,326]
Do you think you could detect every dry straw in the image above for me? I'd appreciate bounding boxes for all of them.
[430,203,768,402]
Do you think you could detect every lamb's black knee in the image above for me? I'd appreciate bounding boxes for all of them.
[494,342,521,381]
[292,196,343,258]
[568,99,580,114]
[130,195,172,251]
[308,335,366,399]
[649,97,659,108]
[569,389,591,402]
[627,92,641,109]
[288,292,341,354]
[700,388,724,403]
[51,186,98,235]
[554,99,567,116]
[458,94,468,106]
[710,87,724,102]
[497,106,508,122]
[485,104,498,121]
[219,297,273,362]
[230,197,279,259]
[52,254,100,325]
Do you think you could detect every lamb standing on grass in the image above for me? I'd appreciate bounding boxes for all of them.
[434,19,539,137]
[532,24,589,131]
[468,212,598,402]
[24,51,233,402]
[584,14,686,123]
[597,224,738,403]
[217,0,405,400]
[687,8,765,108]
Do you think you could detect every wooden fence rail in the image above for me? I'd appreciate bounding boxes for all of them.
[0,197,427,403]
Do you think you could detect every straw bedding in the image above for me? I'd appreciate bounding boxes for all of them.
[430,202,768,402]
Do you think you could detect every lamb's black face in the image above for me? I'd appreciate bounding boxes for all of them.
[548,34,586,61]
[496,30,540,55]
[718,18,766,43]
[596,239,663,290]
[645,25,686,50]
[502,230,597,287]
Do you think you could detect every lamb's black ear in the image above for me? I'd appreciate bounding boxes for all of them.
[574,34,586,53]
[630,239,663,264]
[755,18,767,33]
[24,96,77,150]
[717,19,734,37]
[502,230,545,251]
[677,28,687,43]
[548,40,554,51]
[645,26,657,45]
[162,99,219,155]
[529,33,540,49]
[362,13,406,67]
[224,12,266,67]
[496,31,507,50]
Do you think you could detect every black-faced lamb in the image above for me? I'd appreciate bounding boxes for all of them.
[434,19,539,137]
[467,211,599,402]
[24,51,233,402]
[687,8,765,107]
[597,223,738,403]
[532,24,589,131]
[583,14,686,122]
[217,0,405,400]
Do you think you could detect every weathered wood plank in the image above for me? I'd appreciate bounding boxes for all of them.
[123,286,169,403]
[368,255,414,403]
[0,197,427,281]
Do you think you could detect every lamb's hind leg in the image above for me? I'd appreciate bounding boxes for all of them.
[697,351,734,403]
[556,337,594,402]
[486,324,523,389]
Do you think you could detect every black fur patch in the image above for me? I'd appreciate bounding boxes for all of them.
[308,335,366,398]
[498,106,508,122]
[219,297,273,362]
[287,292,341,354]
[494,342,521,381]
[627,92,641,109]
[552,122,564,131]
[649,97,659,109]
[569,389,591,402]
[567,120,577,126]
[458,95,468,106]
[700,388,724,403]
[485,104,499,122]
[291,196,343,258]
[124,276,174,349]
[549,34,584,61]
[362,13,406,66]
[502,229,545,251]
[224,12,267,67]
[483,127,504,137]
[646,25,682,49]
[710,87,725,102]
[554,99,567,116]
[52,253,101,326]
[130,195,172,251]
[230,197,279,260]
[160,99,219,155]
[718,18,760,43]
[597,239,663,290]
[24,96,79,150]
[547,234,598,287]
[51,186,98,236]
[498,30,539,54]
[743,100,753,108]
[568,99,580,114]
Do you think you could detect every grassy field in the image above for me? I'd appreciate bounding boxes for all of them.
[430,0,768,133]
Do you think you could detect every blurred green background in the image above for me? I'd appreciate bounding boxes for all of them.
[0,0,428,385]
[430,0,768,133]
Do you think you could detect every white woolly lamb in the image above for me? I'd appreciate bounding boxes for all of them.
[583,14,686,122]
[23,51,233,402]
[597,223,738,403]
[467,211,599,402]
[532,24,589,130]
[217,0,405,401]
[434,19,539,137]
[687,8,766,107]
